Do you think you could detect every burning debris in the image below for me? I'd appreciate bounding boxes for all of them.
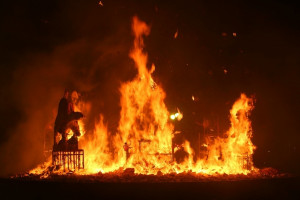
[98,1,104,7]
[174,29,179,39]
[17,167,287,182]
[25,16,282,179]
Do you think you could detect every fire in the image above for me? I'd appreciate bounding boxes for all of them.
[81,115,120,174]
[113,16,175,174]
[29,16,257,177]
[174,29,178,39]
[194,93,256,174]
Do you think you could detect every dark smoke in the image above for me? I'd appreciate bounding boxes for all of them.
[0,1,136,176]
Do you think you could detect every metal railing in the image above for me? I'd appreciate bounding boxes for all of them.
[52,149,84,171]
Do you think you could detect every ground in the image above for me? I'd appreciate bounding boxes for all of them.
[0,175,298,200]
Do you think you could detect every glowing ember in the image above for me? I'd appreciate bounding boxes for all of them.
[98,1,103,7]
[29,16,258,177]
[174,29,178,39]
[170,109,183,121]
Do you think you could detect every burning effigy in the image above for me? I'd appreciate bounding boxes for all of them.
[24,16,282,181]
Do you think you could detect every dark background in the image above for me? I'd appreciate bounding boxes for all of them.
[0,0,299,177]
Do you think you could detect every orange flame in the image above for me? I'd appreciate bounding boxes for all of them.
[112,16,174,174]
[197,93,256,174]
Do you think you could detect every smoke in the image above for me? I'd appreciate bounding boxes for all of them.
[0,55,70,176]
[0,10,134,177]
[0,0,157,177]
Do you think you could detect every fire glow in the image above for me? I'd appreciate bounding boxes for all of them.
[30,16,258,177]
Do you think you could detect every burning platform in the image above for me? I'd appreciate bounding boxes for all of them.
[52,149,84,171]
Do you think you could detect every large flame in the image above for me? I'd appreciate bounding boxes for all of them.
[113,16,174,174]
[29,16,257,176]
[192,93,256,174]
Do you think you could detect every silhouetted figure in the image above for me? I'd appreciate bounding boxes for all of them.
[53,89,83,151]
[123,142,132,162]
[54,89,69,150]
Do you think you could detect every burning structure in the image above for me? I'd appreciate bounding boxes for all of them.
[52,89,84,171]
[28,16,262,178]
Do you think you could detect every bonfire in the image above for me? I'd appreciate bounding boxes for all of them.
[24,16,283,181]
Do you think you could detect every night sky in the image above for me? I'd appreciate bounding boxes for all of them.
[0,0,299,177]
